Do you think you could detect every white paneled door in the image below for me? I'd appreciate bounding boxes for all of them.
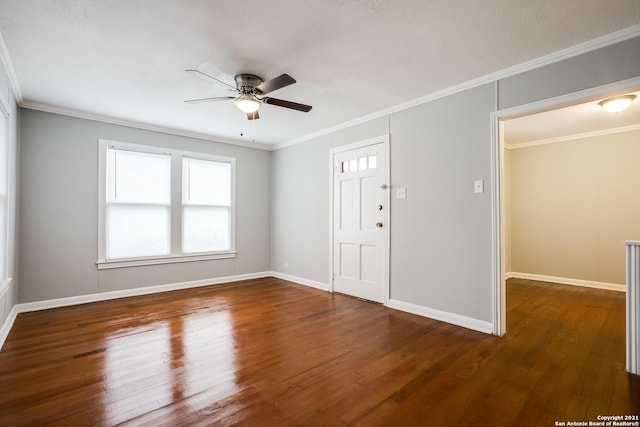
[333,142,387,303]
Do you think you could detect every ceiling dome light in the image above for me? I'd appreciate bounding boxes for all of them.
[235,94,260,113]
[599,95,636,113]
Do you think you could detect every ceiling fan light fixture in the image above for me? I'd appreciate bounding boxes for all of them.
[235,94,260,113]
[599,95,636,113]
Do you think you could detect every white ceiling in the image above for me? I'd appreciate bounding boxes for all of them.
[1,1,640,147]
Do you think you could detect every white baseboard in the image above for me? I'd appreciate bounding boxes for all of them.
[506,272,625,292]
[1,272,274,351]
[387,299,494,334]
[14,271,273,314]
[271,272,495,334]
[0,305,18,351]
[270,271,330,292]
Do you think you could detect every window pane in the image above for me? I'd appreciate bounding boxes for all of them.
[368,155,377,169]
[107,148,170,204]
[107,204,170,259]
[359,157,367,171]
[183,158,230,206]
[183,206,229,253]
[349,159,357,172]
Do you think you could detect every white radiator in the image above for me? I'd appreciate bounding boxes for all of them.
[626,240,640,375]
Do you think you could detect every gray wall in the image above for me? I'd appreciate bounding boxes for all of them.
[19,110,271,302]
[389,83,495,321]
[271,36,640,326]
[498,37,640,109]
[0,59,19,331]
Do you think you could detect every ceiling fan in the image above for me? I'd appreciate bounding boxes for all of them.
[185,69,312,120]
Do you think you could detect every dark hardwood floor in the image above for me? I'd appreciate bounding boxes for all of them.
[0,277,638,426]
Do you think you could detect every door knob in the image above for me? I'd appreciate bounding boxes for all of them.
[376,222,383,228]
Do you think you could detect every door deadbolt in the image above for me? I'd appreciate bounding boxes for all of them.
[378,205,383,211]
[376,222,383,228]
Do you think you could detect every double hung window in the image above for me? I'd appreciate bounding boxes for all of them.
[98,140,235,268]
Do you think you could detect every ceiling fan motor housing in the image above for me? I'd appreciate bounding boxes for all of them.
[185,69,312,115]
[235,74,263,94]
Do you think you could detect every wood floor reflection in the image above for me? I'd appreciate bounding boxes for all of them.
[0,277,638,426]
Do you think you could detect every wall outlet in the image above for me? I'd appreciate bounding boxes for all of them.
[396,187,407,199]
[283,262,289,268]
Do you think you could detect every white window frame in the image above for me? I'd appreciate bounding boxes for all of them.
[97,139,236,269]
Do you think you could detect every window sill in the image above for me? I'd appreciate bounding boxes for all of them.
[96,252,237,270]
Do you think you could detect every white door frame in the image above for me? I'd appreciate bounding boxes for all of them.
[329,134,391,305]
[490,76,640,336]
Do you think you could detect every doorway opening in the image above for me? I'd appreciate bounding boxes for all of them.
[492,78,640,336]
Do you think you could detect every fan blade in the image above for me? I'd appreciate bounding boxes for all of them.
[247,111,260,120]
[184,96,235,104]
[255,74,296,94]
[262,97,312,112]
[186,69,236,91]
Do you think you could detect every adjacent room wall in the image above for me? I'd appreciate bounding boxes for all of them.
[18,110,271,303]
[508,130,640,286]
[0,58,19,337]
[504,148,512,273]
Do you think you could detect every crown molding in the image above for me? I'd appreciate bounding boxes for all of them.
[20,101,274,151]
[3,20,639,152]
[277,23,640,150]
[505,123,640,150]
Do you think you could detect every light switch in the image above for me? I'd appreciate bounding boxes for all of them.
[474,180,484,194]
[396,187,407,199]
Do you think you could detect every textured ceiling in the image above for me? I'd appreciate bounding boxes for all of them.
[1,1,640,147]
